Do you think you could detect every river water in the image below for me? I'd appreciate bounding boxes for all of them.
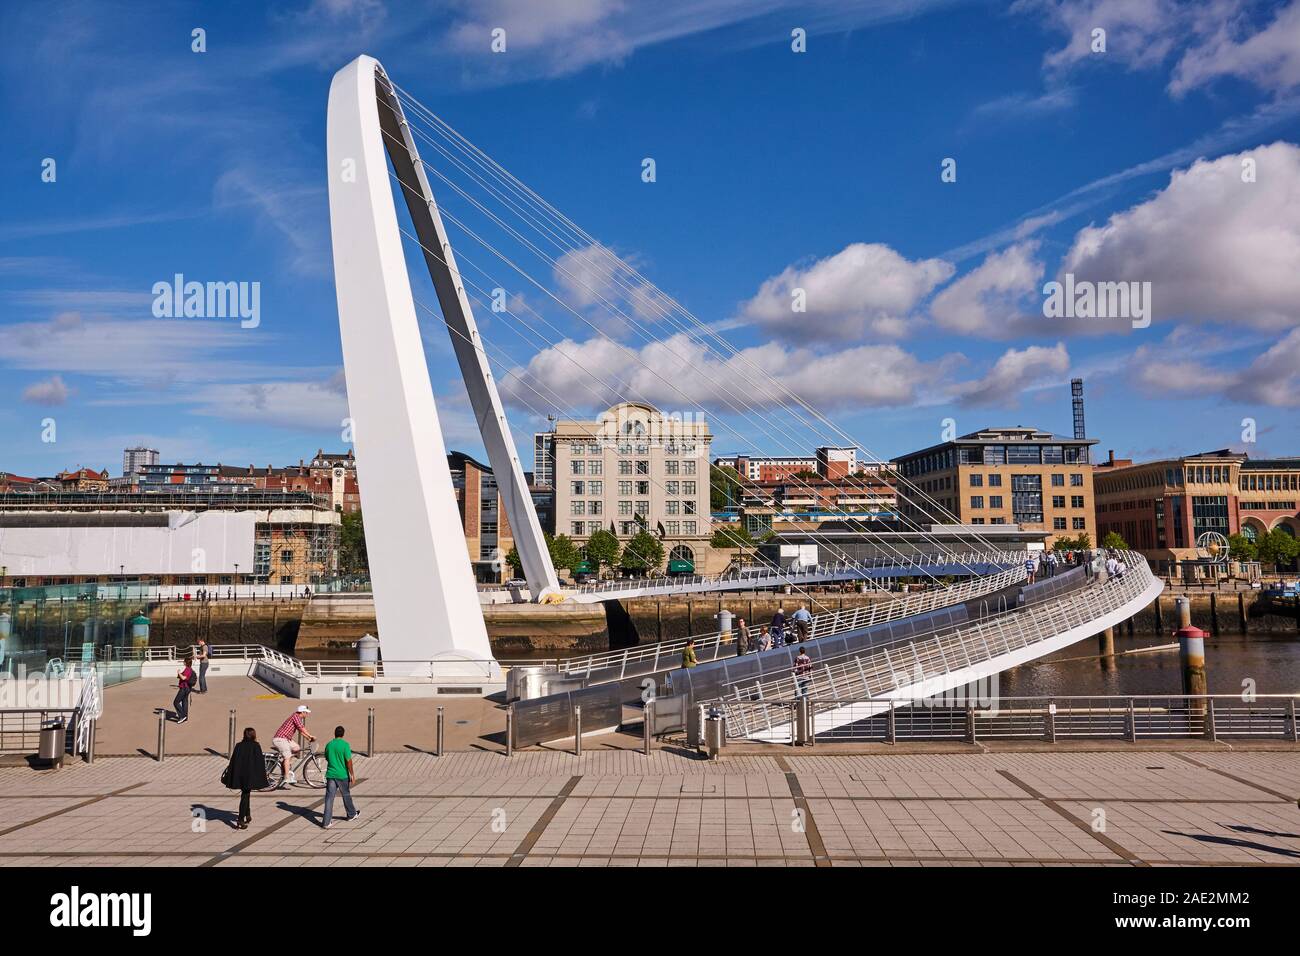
[995,631,1300,698]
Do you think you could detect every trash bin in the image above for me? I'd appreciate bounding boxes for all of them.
[39,720,65,767]
[704,706,724,759]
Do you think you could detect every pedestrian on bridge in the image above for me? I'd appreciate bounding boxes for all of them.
[771,606,786,646]
[758,626,772,653]
[682,639,697,669]
[1024,556,1037,585]
[793,647,812,697]
[736,618,749,656]
[792,604,812,642]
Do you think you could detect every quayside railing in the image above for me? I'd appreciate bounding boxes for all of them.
[724,694,1300,743]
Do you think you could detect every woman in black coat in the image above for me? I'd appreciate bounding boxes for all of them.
[224,728,269,829]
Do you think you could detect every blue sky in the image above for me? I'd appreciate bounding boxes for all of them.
[2,0,1299,478]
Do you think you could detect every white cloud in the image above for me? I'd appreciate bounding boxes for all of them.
[187,378,351,431]
[498,332,965,413]
[950,343,1071,406]
[21,375,72,406]
[738,243,954,342]
[1061,141,1300,331]
[1170,1,1300,96]
[1015,0,1224,74]
[930,241,1045,337]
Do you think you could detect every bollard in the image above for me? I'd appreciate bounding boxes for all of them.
[85,718,96,764]
[643,700,654,756]
[436,706,445,757]
[366,706,375,758]
[1126,698,1137,742]
[505,704,514,758]
[227,710,236,758]
[886,701,897,744]
[796,696,812,747]
[1204,697,1217,742]
[157,712,166,762]
[966,705,977,743]
[1175,596,1208,715]
[574,705,582,757]
[1045,700,1057,743]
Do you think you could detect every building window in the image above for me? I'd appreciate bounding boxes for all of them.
[666,500,680,515]
[636,481,650,495]
[588,460,602,475]
[1051,474,1064,487]
[1070,473,1084,486]
[684,521,697,535]
[1011,474,1043,524]
[970,475,983,487]
[983,446,1006,465]
[618,481,632,496]
[683,481,697,496]
[989,496,1003,508]
[571,481,584,495]
[682,460,696,474]
[991,517,1007,524]
[618,500,632,516]
[481,522,498,534]
[970,496,984,509]
[280,549,294,564]
[987,474,1002,487]
[1071,495,1084,508]
[589,500,603,515]
[1052,495,1065,508]
[684,501,697,515]
[635,460,649,475]
[588,480,602,496]
[1007,445,1040,464]
[666,460,679,475]
[1053,517,1067,530]
[666,481,680,495]
[571,521,584,536]
[636,500,650,516]
[570,501,585,515]
[570,460,585,475]
[970,517,985,524]
[1072,517,1086,530]
[666,520,681,535]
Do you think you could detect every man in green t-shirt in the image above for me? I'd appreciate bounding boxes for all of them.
[321,725,358,829]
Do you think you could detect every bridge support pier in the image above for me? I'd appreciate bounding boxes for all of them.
[1098,627,1115,668]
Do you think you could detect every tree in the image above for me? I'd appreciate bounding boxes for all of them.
[1100,531,1128,550]
[585,528,621,570]
[710,524,755,550]
[505,533,581,577]
[710,464,743,511]
[790,469,820,481]
[547,533,580,573]
[619,529,665,574]
[1258,528,1300,569]
[338,510,369,578]
[1051,532,1091,552]
[1228,532,1258,561]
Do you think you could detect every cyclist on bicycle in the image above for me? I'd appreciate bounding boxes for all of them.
[272,705,315,787]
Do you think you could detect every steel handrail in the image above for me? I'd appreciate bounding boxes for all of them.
[723,552,1154,737]
[554,561,1031,679]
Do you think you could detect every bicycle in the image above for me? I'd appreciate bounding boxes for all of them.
[263,741,327,790]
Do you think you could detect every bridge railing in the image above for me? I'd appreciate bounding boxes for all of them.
[555,562,1028,681]
[566,550,1029,597]
[724,694,1300,742]
[721,553,1157,738]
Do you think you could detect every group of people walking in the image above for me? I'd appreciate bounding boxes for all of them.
[733,604,813,656]
[222,705,359,830]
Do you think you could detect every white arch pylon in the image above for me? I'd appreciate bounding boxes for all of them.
[326,55,559,675]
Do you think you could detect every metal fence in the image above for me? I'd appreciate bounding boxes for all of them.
[510,682,625,749]
[727,695,1300,743]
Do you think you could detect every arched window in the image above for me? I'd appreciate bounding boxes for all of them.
[1241,524,1258,544]
[1277,523,1296,538]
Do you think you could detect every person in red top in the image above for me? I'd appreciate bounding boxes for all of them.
[793,647,813,698]
[272,705,315,787]
[173,656,195,724]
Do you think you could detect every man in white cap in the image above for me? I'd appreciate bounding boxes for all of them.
[272,705,315,787]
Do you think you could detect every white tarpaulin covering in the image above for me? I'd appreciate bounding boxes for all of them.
[0,511,256,576]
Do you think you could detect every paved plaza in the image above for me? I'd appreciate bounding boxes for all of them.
[2,746,1299,867]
